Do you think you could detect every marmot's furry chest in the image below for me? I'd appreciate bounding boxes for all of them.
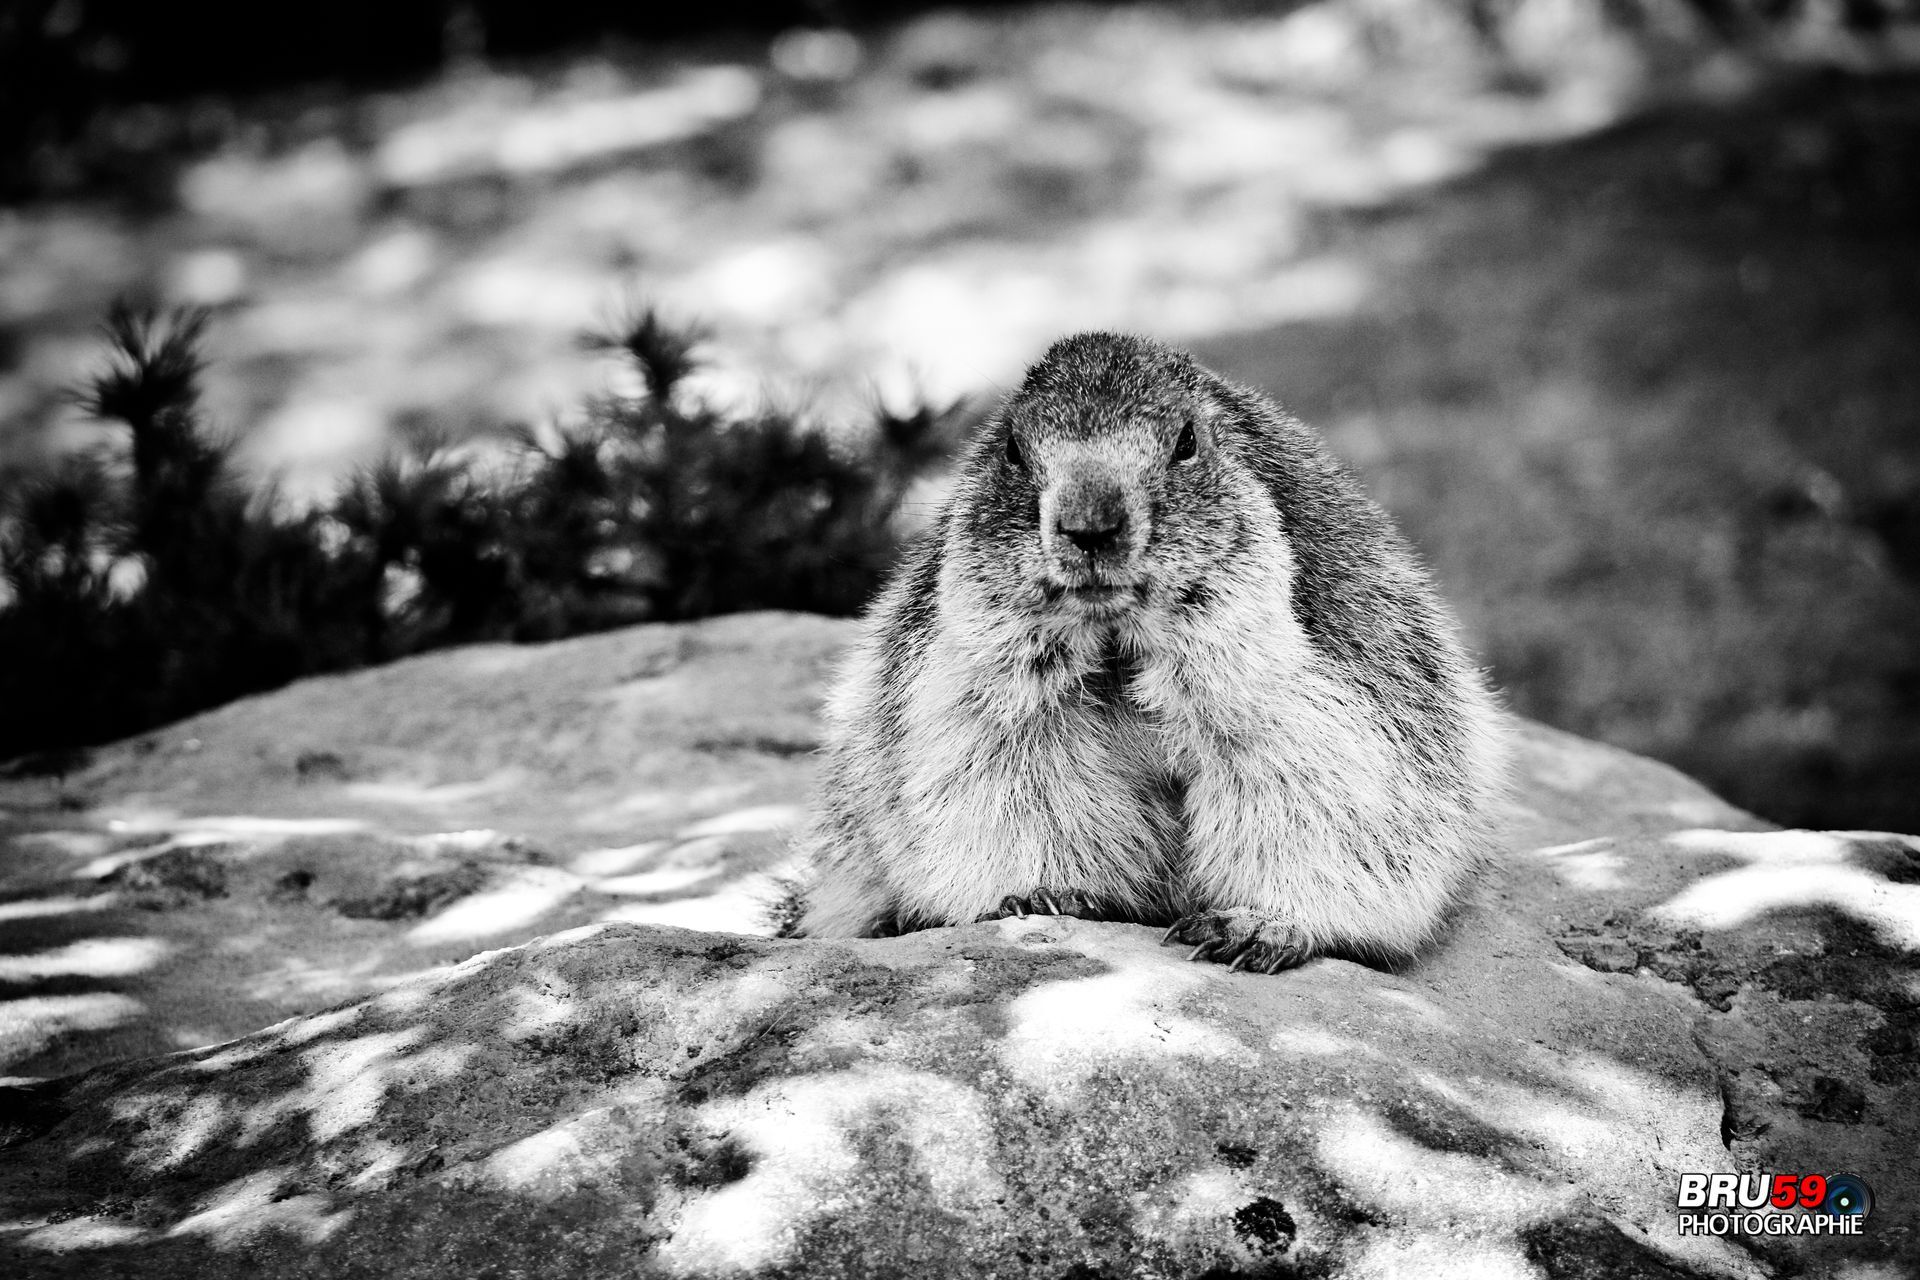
[1059,638,1187,848]
[883,626,1190,924]
[879,579,1452,927]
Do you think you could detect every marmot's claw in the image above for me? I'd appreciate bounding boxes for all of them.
[991,889,1098,923]
[1258,940,1311,972]
[1164,910,1313,975]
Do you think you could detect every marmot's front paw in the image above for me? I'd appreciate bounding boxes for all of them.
[1162,910,1313,973]
[989,889,1102,921]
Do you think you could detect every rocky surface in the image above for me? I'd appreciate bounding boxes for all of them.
[1,611,1916,1277]
[0,611,842,1080]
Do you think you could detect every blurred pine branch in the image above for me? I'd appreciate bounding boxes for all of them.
[0,303,964,763]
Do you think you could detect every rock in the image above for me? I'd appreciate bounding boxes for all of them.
[0,612,1915,1277]
[0,613,841,1079]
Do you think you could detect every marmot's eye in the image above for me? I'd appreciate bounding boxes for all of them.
[1005,432,1025,469]
[1172,421,1198,464]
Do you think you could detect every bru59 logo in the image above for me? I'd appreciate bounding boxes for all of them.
[1676,1172,1873,1237]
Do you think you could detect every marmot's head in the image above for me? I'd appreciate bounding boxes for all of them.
[949,332,1275,620]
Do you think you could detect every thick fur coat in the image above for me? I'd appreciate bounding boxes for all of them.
[795,333,1510,971]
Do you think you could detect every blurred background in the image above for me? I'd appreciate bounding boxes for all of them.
[0,0,1916,833]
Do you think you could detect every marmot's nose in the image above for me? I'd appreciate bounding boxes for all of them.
[1057,510,1128,555]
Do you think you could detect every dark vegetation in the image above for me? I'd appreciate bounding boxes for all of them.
[0,305,957,764]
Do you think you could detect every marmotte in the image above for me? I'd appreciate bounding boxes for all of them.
[793,332,1510,972]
